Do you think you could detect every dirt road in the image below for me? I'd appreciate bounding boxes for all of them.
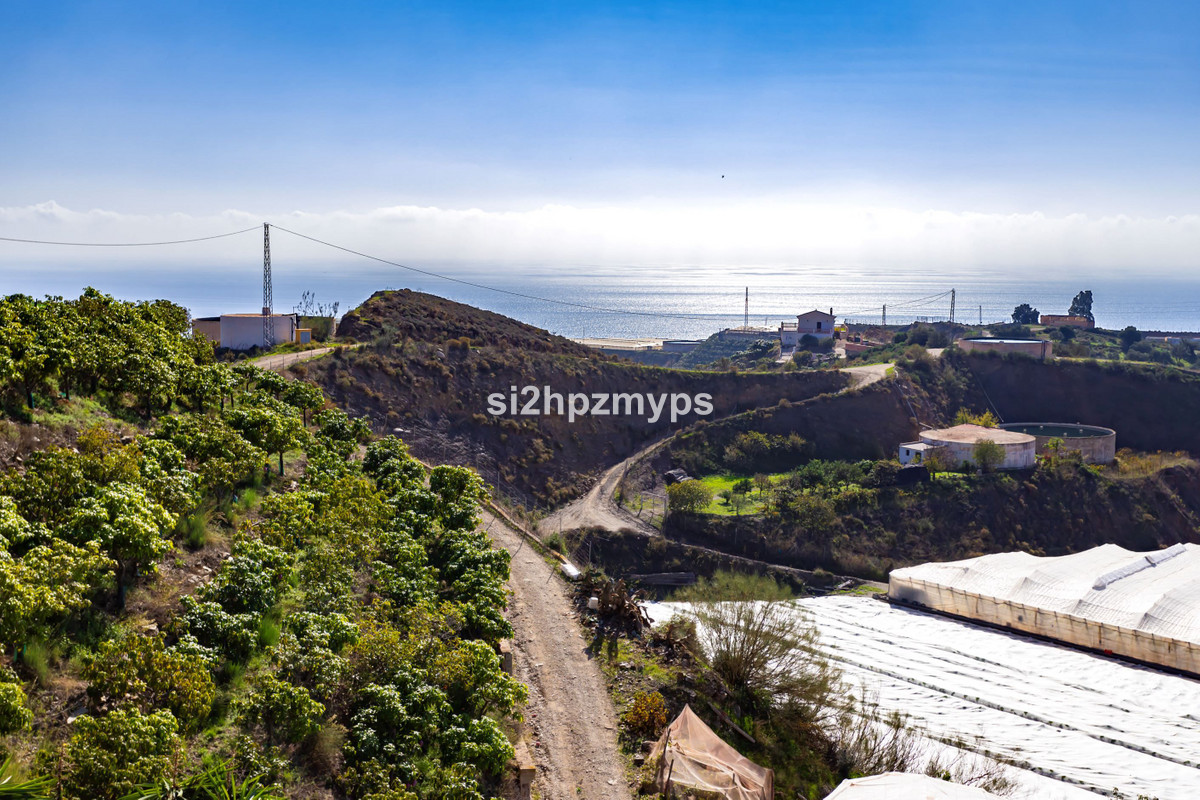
[484,511,632,800]
[841,361,893,388]
[251,346,341,372]
[540,364,895,537]
[538,440,667,538]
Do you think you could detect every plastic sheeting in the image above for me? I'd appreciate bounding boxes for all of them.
[825,772,1000,799]
[649,705,773,800]
[645,597,1200,799]
[889,543,1200,674]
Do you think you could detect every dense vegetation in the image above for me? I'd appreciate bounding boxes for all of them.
[0,291,521,799]
[663,451,1200,579]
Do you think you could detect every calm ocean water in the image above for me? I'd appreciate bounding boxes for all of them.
[7,261,1200,339]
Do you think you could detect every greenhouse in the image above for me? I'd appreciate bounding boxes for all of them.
[825,773,1000,799]
[888,543,1200,675]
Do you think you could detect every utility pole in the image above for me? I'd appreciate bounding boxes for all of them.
[744,287,748,329]
[979,305,983,326]
[950,289,956,324]
[262,223,275,348]
[882,304,886,327]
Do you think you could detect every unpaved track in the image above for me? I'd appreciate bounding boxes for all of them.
[251,346,338,372]
[540,364,894,537]
[484,511,632,800]
[841,361,892,388]
[538,440,667,538]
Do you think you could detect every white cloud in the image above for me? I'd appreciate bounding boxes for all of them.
[1,200,1197,277]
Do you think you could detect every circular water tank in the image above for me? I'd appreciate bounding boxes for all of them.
[919,424,1037,470]
[997,423,1116,464]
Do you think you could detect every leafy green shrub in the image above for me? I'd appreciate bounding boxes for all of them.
[667,480,714,514]
[238,674,325,745]
[0,681,32,734]
[83,634,215,732]
[623,690,668,738]
[0,539,113,653]
[197,538,291,615]
[57,708,181,800]
[177,598,258,664]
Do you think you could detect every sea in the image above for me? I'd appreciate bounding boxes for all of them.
[6,261,1200,339]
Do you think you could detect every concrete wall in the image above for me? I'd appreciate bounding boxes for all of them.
[958,339,1053,360]
[192,318,221,344]
[999,423,1117,464]
[889,577,1200,676]
[918,431,1036,469]
[220,315,296,350]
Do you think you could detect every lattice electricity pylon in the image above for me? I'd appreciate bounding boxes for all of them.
[262,223,275,348]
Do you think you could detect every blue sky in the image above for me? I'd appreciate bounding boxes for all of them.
[1,1,1198,274]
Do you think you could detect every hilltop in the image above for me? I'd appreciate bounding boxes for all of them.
[305,290,850,507]
[336,288,595,356]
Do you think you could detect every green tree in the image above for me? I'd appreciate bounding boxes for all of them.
[0,540,113,651]
[238,673,324,745]
[954,408,999,428]
[0,681,32,734]
[972,439,1005,473]
[57,708,181,800]
[1068,290,1094,323]
[155,415,266,498]
[67,483,173,603]
[83,634,215,732]
[667,480,714,514]
[1119,325,1142,352]
[226,395,307,475]
[1011,303,1039,324]
[281,379,325,425]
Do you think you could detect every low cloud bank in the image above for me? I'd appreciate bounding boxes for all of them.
[2,200,1197,276]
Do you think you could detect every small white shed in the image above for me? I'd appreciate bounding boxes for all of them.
[898,441,933,465]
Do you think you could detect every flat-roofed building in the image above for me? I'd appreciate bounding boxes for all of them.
[219,313,298,350]
[1040,314,1094,329]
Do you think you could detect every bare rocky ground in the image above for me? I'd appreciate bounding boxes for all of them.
[483,510,633,800]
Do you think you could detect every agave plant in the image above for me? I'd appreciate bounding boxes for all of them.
[0,758,52,799]
[119,761,283,800]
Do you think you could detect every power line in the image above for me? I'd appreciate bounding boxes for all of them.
[270,224,753,324]
[840,289,953,319]
[0,226,260,247]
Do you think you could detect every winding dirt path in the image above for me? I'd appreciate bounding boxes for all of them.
[540,364,895,537]
[538,440,667,538]
[483,511,632,800]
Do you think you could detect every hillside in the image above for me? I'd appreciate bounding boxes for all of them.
[616,346,1200,580]
[336,288,595,356]
[0,290,522,799]
[959,350,1200,452]
[307,292,850,506]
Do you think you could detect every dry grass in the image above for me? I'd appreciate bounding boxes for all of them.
[1107,449,1196,480]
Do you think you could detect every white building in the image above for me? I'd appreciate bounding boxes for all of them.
[780,309,836,347]
[897,441,934,465]
[219,313,298,350]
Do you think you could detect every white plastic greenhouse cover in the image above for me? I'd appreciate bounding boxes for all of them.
[889,543,1200,674]
[825,773,1000,799]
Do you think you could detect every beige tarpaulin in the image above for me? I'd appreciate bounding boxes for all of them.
[649,705,773,800]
